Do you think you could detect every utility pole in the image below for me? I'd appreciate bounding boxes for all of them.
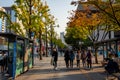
[50,25,53,55]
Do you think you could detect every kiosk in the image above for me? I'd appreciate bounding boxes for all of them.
[0,32,34,79]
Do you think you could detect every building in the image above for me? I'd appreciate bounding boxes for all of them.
[60,32,70,48]
[0,7,7,50]
[0,6,26,51]
[3,7,16,33]
[0,7,6,32]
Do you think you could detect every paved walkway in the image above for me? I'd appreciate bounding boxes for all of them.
[15,55,108,80]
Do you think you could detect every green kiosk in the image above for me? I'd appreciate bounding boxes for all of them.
[0,32,34,80]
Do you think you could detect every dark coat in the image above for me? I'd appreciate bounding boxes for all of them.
[105,59,119,74]
[64,50,70,60]
[52,51,58,61]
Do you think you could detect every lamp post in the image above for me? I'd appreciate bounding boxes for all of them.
[50,24,53,55]
[50,24,59,55]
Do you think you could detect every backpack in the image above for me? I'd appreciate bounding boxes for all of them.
[105,60,119,74]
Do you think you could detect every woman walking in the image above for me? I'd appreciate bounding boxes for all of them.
[81,50,87,68]
[86,50,92,69]
[70,50,75,68]
[52,48,58,70]
[64,49,70,68]
[76,50,81,69]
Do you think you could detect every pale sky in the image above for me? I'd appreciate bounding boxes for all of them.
[0,0,77,35]
[46,0,77,35]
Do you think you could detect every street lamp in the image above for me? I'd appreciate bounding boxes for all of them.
[50,24,59,55]
[50,24,53,55]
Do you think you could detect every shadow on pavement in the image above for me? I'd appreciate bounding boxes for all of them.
[21,67,82,75]
[33,71,106,80]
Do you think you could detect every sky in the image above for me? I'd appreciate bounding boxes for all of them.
[0,0,77,35]
[46,0,77,35]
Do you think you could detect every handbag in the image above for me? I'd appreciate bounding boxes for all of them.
[50,57,54,65]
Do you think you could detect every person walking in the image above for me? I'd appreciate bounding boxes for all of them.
[52,48,58,70]
[76,50,81,69]
[70,50,75,68]
[81,50,87,68]
[64,49,70,68]
[86,50,92,69]
[0,51,6,73]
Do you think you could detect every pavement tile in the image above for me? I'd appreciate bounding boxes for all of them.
[14,55,109,80]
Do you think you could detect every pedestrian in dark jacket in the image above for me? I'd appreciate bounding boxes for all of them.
[76,50,81,69]
[52,48,58,70]
[81,50,87,68]
[86,50,92,69]
[0,51,6,73]
[105,59,119,74]
[64,49,70,68]
[70,50,75,68]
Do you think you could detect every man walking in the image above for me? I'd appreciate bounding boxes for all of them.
[52,48,58,70]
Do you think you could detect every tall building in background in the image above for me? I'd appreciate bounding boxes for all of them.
[3,7,17,33]
[3,7,26,35]
[0,7,7,50]
[0,18,2,32]
[0,7,6,32]
[60,32,68,46]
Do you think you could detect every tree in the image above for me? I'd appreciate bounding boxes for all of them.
[87,0,120,28]
[12,0,50,38]
[69,0,120,63]
[67,3,111,63]
[12,0,55,60]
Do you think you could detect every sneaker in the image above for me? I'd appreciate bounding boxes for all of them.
[4,74,9,77]
[55,67,60,70]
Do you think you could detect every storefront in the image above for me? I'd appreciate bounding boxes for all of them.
[94,38,120,59]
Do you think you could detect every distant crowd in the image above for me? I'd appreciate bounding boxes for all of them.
[51,48,93,70]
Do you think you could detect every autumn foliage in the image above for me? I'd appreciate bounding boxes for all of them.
[67,4,101,39]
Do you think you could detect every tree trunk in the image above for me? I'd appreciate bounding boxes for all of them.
[93,43,98,64]
[45,27,48,57]
[94,47,98,64]
[39,31,42,60]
